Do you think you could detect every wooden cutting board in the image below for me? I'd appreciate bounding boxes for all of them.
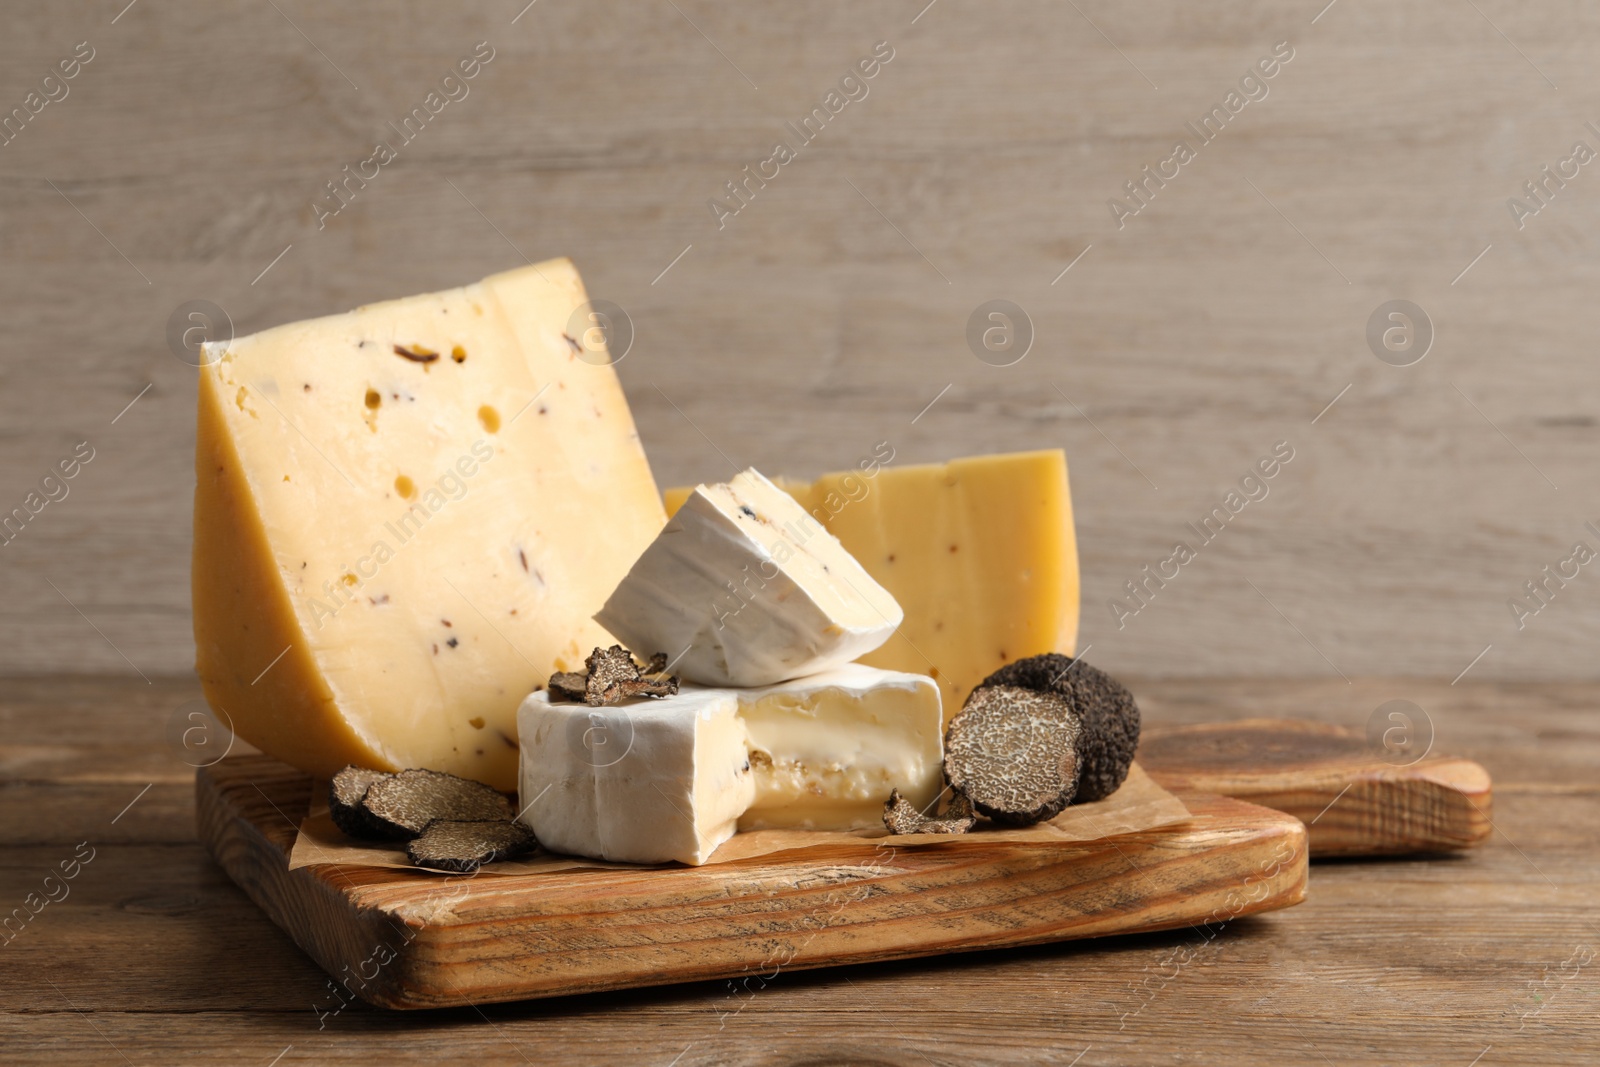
[197,755,1307,1010]
[1140,718,1492,856]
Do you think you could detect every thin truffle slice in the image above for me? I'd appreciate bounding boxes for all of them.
[589,644,682,703]
[618,670,679,701]
[614,671,678,703]
[978,654,1140,803]
[546,670,588,703]
[328,765,399,840]
[586,644,641,703]
[360,768,514,839]
[883,788,977,835]
[407,819,538,873]
[549,646,681,706]
[629,651,680,699]
[944,685,1084,826]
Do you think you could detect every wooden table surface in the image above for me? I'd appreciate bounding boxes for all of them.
[4,675,1595,1065]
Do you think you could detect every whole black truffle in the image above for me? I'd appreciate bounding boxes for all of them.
[944,685,1085,825]
[977,653,1140,803]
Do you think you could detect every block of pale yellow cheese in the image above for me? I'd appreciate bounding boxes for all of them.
[664,451,1078,721]
[193,259,666,791]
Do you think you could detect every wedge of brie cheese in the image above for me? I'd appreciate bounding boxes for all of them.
[517,664,942,865]
[518,688,754,865]
[595,469,903,687]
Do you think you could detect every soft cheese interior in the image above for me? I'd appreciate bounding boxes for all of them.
[736,667,942,831]
[517,663,943,865]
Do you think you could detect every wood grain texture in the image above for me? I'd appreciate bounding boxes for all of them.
[1142,718,1493,855]
[4,2,1600,681]
[195,754,1305,1009]
[4,675,1597,1064]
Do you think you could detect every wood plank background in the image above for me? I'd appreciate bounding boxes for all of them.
[4,1,1600,681]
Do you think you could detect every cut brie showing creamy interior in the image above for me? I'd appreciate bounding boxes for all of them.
[191,259,666,791]
[594,469,902,687]
[736,666,942,831]
[517,664,943,865]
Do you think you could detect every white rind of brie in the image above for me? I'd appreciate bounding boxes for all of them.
[594,469,903,687]
[516,663,943,865]
[518,688,753,866]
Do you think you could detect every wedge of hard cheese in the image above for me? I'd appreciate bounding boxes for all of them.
[665,451,1078,720]
[517,664,943,865]
[192,260,666,791]
[597,469,902,686]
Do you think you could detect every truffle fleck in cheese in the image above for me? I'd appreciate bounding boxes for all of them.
[192,259,666,791]
[597,469,902,687]
[665,451,1078,721]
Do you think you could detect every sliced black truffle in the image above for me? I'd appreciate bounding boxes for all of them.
[407,819,538,873]
[621,665,679,701]
[546,670,588,703]
[329,765,401,840]
[978,653,1141,803]
[586,645,648,703]
[883,788,977,834]
[360,768,513,839]
[546,646,680,706]
[944,685,1085,825]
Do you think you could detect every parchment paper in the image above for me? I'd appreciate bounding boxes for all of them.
[288,761,1190,876]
